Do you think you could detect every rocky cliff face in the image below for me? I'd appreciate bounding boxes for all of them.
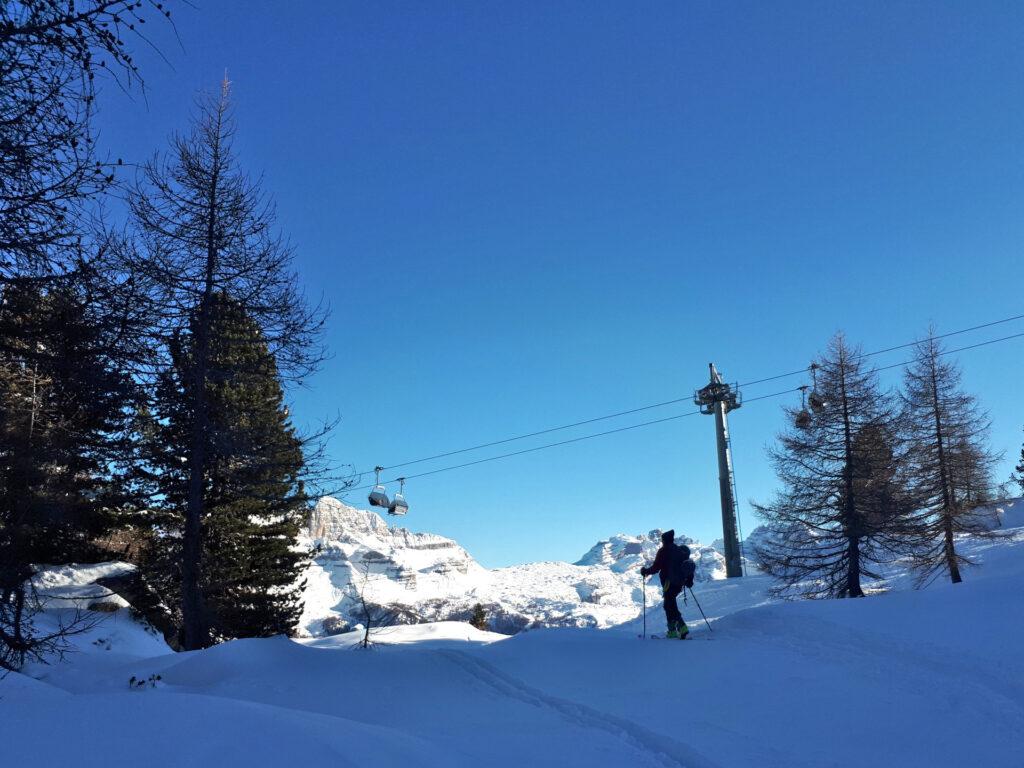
[299,497,733,637]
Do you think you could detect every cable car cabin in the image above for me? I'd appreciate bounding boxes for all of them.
[368,485,390,508]
[388,493,409,516]
[795,409,812,429]
[806,364,827,413]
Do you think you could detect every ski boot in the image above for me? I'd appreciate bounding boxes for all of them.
[665,628,680,639]
[676,621,689,639]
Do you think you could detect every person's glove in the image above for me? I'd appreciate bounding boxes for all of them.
[640,567,649,576]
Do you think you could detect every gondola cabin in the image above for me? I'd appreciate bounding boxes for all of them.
[388,493,409,516]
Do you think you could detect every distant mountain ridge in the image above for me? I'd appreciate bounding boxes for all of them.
[299,497,738,636]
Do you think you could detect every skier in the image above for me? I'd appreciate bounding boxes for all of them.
[640,530,695,639]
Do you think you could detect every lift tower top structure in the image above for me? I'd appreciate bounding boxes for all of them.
[694,363,744,578]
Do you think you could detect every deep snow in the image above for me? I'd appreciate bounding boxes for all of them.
[2,499,1022,767]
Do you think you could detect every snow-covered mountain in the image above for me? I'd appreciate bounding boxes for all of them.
[299,497,730,636]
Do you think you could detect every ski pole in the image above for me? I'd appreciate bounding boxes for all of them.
[687,587,713,632]
[641,572,647,639]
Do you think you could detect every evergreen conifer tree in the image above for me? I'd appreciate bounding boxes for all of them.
[145,294,309,642]
[753,334,915,598]
[901,332,997,584]
[470,603,488,631]
[0,278,143,669]
[1014,436,1024,495]
[0,2,180,668]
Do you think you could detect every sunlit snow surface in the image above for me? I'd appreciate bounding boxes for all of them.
[2,499,1022,767]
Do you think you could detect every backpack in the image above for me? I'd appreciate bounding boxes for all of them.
[668,545,696,588]
[681,559,696,589]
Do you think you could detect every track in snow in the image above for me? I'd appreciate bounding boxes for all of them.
[436,649,721,768]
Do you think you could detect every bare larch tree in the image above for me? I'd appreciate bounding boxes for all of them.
[901,331,998,585]
[1,0,176,281]
[754,334,917,598]
[346,560,401,650]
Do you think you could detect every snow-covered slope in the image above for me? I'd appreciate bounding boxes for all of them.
[7,515,1023,767]
[300,497,730,636]
[979,497,1024,530]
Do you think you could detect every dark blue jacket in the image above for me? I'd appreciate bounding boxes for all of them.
[641,530,694,588]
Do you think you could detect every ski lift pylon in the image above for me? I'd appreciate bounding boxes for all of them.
[388,477,409,516]
[368,466,390,509]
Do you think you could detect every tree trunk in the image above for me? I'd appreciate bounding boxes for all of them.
[839,352,864,597]
[181,330,210,650]
[179,90,226,651]
[846,535,863,597]
[180,265,216,650]
[929,358,962,584]
[943,515,962,584]
[12,583,26,657]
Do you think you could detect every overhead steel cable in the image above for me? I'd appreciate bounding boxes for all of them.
[353,310,1024,480]
[345,330,1024,494]
[345,408,698,493]
[374,395,695,473]
[870,330,1024,375]
[737,311,1024,387]
[346,386,807,493]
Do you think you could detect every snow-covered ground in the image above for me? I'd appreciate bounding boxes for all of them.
[3,500,1022,767]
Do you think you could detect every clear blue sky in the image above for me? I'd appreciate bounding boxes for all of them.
[95,2,1024,567]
